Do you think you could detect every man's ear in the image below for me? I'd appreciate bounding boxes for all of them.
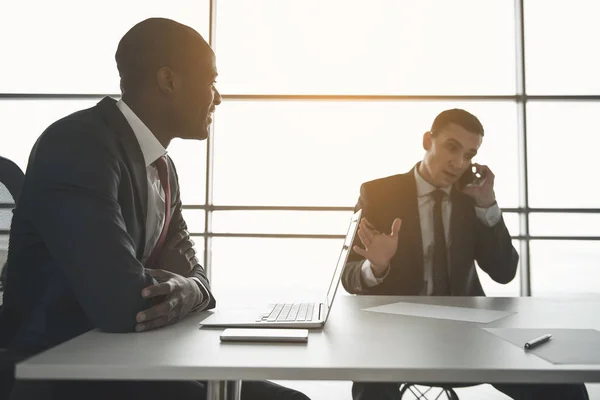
[156,67,178,94]
[423,131,433,151]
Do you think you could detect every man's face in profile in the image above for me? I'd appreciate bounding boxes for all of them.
[172,48,221,141]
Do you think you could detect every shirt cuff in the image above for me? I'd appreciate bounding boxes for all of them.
[475,202,502,227]
[360,260,389,287]
[189,277,210,312]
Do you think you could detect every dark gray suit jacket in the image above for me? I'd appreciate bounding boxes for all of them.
[0,97,215,351]
[342,166,518,296]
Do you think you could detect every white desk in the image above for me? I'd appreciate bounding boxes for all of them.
[16,295,600,400]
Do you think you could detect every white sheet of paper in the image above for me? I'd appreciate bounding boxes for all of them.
[362,301,515,323]
[483,328,600,365]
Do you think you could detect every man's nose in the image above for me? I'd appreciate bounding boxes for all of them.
[214,87,222,106]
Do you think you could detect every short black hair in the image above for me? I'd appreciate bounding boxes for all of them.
[431,108,484,137]
[115,18,211,94]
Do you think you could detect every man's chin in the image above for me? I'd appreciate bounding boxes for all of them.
[196,127,210,140]
[181,126,209,141]
[198,120,211,140]
[437,175,456,188]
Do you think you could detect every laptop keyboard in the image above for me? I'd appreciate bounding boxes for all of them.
[260,303,316,322]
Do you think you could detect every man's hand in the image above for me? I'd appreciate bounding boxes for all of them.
[153,230,197,276]
[462,163,496,208]
[353,217,402,277]
[135,269,201,332]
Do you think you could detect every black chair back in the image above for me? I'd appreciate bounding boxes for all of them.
[0,156,25,400]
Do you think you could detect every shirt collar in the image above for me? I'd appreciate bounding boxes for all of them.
[414,164,452,198]
[116,99,167,167]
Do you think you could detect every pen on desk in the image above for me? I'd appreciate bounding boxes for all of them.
[524,334,552,350]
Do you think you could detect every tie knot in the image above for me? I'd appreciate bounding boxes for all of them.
[432,189,445,204]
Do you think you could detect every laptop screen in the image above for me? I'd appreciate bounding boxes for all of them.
[325,209,361,312]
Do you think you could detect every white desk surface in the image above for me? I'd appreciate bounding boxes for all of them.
[16,295,600,384]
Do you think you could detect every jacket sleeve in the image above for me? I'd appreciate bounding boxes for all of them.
[474,214,519,284]
[342,183,371,294]
[155,157,216,310]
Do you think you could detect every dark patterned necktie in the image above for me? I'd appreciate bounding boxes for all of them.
[145,156,171,267]
[431,190,450,295]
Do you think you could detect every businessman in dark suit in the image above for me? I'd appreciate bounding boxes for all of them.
[0,18,309,400]
[342,109,588,400]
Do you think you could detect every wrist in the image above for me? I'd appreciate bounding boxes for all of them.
[371,262,390,278]
[475,200,497,208]
[477,199,497,208]
[187,277,204,308]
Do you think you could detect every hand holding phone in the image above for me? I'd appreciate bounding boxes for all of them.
[459,163,497,208]
[457,164,486,190]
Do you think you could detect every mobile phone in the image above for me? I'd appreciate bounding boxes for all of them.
[457,164,486,190]
[220,328,309,343]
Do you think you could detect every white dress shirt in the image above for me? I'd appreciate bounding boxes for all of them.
[116,100,167,265]
[116,100,209,310]
[360,167,502,294]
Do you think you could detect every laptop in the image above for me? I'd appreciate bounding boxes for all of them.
[198,209,361,329]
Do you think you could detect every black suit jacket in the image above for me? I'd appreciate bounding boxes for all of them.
[0,97,215,351]
[342,166,518,296]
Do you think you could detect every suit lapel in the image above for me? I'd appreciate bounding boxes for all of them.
[95,97,148,258]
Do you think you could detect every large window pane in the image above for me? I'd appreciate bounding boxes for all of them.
[216,0,515,95]
[527,102,599,208]
[0,99,97,170]
[210,237,521,296]
[211,210,519,236]
[502,213,520,238]
[525,0,600,94]
[0,1,209,94]
[213,210,353,235]
[530,214,600,237]
[182,210,206,235]
[168,139,207,205]
[210,237,343,295]
[530,240,600,296]
[213,101,519,207]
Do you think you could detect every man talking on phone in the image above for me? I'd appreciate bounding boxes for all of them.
[341,109,588,400]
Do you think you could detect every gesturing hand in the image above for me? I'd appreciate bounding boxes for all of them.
[353,217,402,277]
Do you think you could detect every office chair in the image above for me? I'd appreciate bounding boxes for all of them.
[0,155,25,400]
[0,155,24,293]
[399,383,459,400]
